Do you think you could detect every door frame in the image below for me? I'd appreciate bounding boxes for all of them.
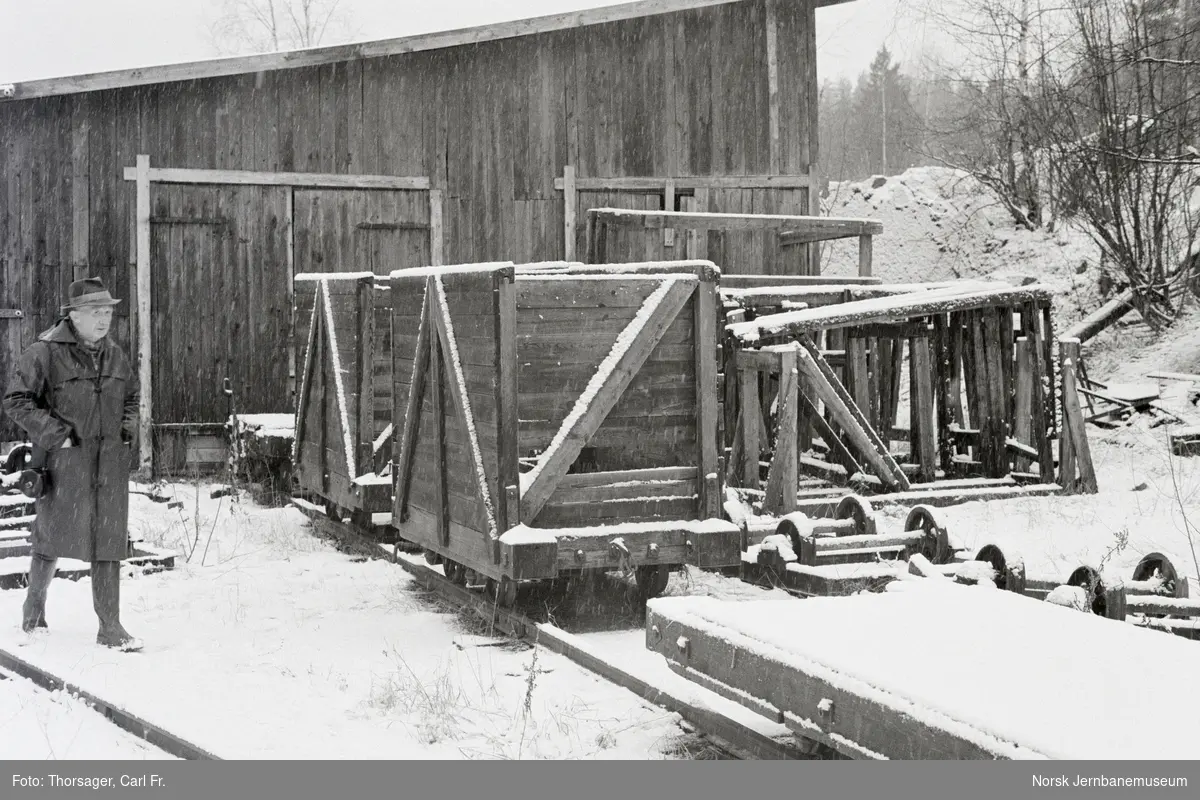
[123,156,443,473]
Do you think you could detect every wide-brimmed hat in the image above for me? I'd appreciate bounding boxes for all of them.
[61,277,122,314]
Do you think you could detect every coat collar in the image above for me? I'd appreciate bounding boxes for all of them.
[39,319,78,344]
[38,319,106,352]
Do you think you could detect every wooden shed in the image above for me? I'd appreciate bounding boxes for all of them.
[0,0,852,470]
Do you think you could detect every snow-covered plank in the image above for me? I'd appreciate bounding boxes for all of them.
[728,285,1052,341]
[319,279,357,478]
[519,278,696,522]
[650,587,1200,759]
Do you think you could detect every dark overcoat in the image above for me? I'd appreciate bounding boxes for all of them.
[2,319,138,561]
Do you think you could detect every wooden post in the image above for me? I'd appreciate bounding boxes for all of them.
[910,334,936,482]
[496,275,520,540]
[847,333,871,431]
[584,212,597,263]
[1013,337,1034,471]
[429,188,444,266]
[765,350,798,514]
[947,311,965,428]
[562,165,576,261]
[356,278,374,476]
[1104,584,1127,621]
[1059,338,1097,494]
[695,281,720,518]
[663,179,676,249]
[286,188,296,405]
[764,0,781,175]
[740,367,761,489]
[983,309,1008,477]
[933,315,953,473]
[857,235,873,277]
[135,154,153,474]
[1023,300,1054,482]
[431,316,448,546]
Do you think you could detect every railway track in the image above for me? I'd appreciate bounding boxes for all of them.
[292,500,823,761]
[0,652,218,761]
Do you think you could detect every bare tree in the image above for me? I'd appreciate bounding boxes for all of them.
[209,0,357,55]
[1038,0,1200,327]
[914,0,1072,230]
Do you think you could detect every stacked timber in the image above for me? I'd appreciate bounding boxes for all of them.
[721,281,1076,513]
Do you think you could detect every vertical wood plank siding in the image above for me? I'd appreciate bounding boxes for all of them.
[0,0,818,436]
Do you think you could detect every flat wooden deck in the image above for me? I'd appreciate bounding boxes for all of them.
[646,582,1200,760]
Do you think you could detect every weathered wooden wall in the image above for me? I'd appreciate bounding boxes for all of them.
[0,0,820,437]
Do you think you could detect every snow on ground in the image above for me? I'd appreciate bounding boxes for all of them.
[0,486,699,760]
[0,673,176,760]
[819,167,1102,327]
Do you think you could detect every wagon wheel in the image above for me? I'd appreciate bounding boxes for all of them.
[423,549,443,566]
[1066,565,1105,615]
[444,560,468,587]
[324,501,343,523]
[1131,552,1182,598]
[634,564,672,599]
[905,505,951,564]
[834,494,875,536]
[486,576,518,608]
[974,544,1007,589]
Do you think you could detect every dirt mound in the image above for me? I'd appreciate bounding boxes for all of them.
[818,167,1103,326]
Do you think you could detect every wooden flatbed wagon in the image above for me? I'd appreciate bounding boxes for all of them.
[389,261,740,604]
[645,584,1200,759]
[293,272,394,527]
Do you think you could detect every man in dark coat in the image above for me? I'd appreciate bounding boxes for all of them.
[2,277,143,651]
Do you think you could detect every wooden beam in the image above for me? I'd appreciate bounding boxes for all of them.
[695,280,720,517]
[794,337,911,490]
[430,302,448,547]
[135,154,152,473]
[496,276,520,533]
[857,235,873,278]
[764,350,799,514]
[1013,338,1034,471]
[588,208,882,233]
[728,286,1053,340]
[395,290,432,522]
[122,165,430,191]
[1061,289,1136,343]
[521,278,696,522]
[910,336,936,482]
[292,293,321,468]
[1060,338,1098,494]
[740,368,761,489]
[429,189,444,265]
[553,175,813,191]
[562,164,577,261]
[765,0,781,174]
[285,189,296,405]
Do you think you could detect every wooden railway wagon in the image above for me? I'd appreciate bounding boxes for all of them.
[388,261,740,605]
[292,272,394,527]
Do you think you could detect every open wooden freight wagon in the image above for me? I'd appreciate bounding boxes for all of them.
[387,261,740,605]
[293,272,395,528]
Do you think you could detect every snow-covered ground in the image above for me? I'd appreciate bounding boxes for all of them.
[0,489,707,760]
[0,672,176,760]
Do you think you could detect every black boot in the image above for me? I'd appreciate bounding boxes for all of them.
[22,553,57,634]
[92,560,143,652]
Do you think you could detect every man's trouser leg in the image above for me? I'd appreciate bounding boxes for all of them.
[22,553,57,633]
[92,560,130,643]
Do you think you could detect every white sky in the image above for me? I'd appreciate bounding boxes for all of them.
[0,0,933,85]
